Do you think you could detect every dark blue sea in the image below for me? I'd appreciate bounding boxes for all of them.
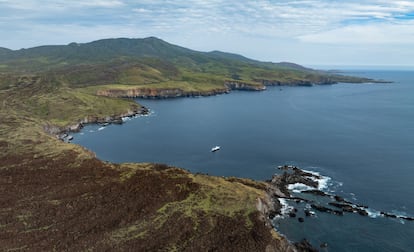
[73,70,414,251]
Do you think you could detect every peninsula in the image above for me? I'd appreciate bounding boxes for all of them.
[0,37,381,251]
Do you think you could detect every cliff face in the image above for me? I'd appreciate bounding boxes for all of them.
[255,78,336,86]
[94,77,341,99]
[224,80,266,91]
[96,81,265,99]
[97,87,229,98]
[43,106,149,135]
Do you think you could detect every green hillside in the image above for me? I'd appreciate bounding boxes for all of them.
[0,37,376,90]
[0,37,382,126]
[0,37,384,251]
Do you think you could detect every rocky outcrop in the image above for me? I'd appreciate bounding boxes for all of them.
[43,106,149,136]
[269,166,320,197]
[96,81,265,99]
[224,80,266,91]
[294,239,319,252]
[267,165,414,222]
[254,78,336,86]
[97,87,230,98]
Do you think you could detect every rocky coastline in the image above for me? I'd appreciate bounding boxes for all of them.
[264,165,414,221]
[260,165,414,250]
[43,105,150,138]
[254,78,335,87]
[96,80,265,99]
[94,76,378,99]
[39,94,411,251]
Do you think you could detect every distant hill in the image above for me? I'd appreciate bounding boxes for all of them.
[0,37,302,71]
[0,37,378,91]
[0,47,12,52]
[0,47,12,57]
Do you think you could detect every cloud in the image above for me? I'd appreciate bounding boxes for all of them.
[299,20,414,44]
[1,0,414,65]
[0,0,125,9]
[78,0,125,8]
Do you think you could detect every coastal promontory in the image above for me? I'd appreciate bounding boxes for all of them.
[0,37,380,251]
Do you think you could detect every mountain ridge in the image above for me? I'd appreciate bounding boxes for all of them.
[0,36,381,94]
[0,37,309,72]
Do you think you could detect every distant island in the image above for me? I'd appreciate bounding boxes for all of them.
[0,37,383,251]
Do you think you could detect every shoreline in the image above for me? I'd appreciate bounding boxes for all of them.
[93,77,385,99]
[38,77,403,250]
[264,165,414,249]
[40,100,318,250]
[55,105,319,250]
[44,105,150,138]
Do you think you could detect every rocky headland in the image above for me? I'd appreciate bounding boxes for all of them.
[254,78,333,87]
[43,105,149,136]
[96,80,265,99]
[265,165,414,223]
[0,37,393,251]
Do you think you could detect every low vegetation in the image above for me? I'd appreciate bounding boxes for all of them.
[0,101,290,250]
[0,37,377,251]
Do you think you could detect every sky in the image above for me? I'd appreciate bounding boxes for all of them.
[1,0,414,67]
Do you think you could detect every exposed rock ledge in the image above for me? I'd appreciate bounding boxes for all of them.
[43,106,149,135]
[96,81,265,99]
[259,165,414,250]
[224,80,266,91]
[254,78,336,87]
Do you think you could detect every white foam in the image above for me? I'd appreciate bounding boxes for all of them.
[277,198,294,218]
[367,209,381,218]
[98,127,105,131]
[302,169,331,190]
[391,210,410,219]
[304,204,317,217]
[121,110,154,122]
[317,176,331,190]
[143,110,154,117]
[287,183,315,193]
[122,116,131,122]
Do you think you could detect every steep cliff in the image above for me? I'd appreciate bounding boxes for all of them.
[95,81,266,99]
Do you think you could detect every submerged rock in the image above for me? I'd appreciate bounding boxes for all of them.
[303,189,328,197]
[329,202,355,213]
[294,239,318,252]
[356,209,368,216]
[311,204,343,216]
[381,212,397,218]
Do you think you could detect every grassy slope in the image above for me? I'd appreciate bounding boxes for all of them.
[0,37,378,98]
[0,38,379,250]
[0,74,142,127]
[0,76,292,251]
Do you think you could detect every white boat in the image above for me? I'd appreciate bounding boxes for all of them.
[211,146,220,152]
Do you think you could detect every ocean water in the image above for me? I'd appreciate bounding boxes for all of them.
[73,70,414,251]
